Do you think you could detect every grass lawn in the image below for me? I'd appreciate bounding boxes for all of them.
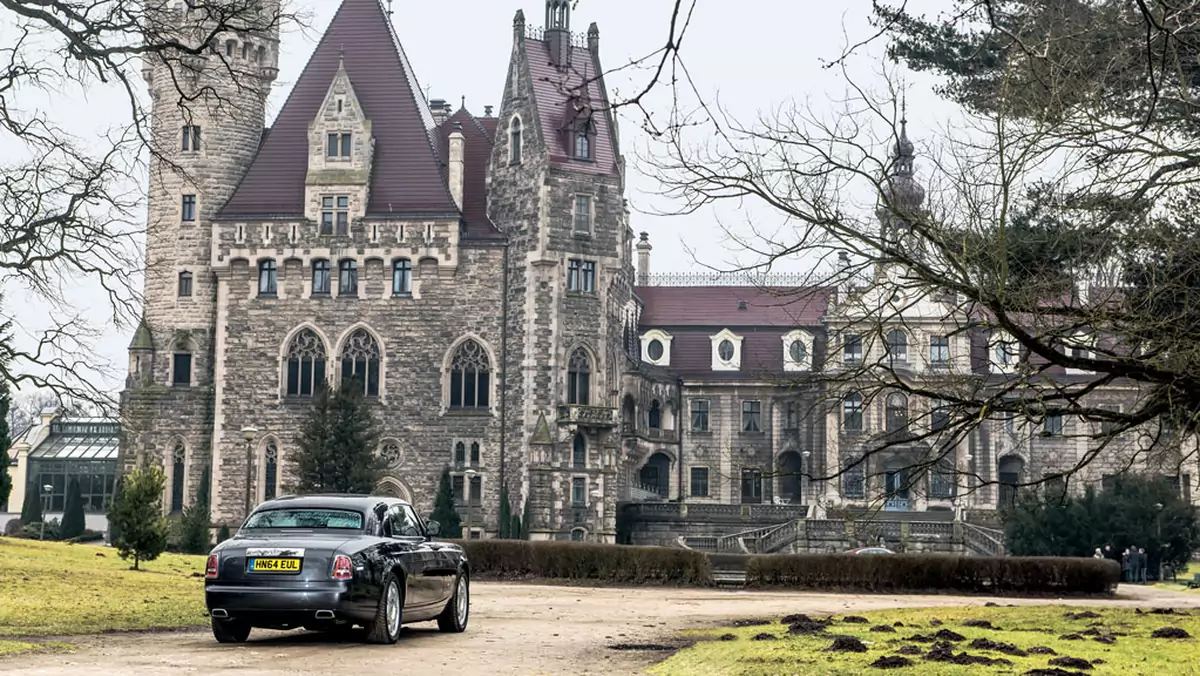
[651,604,1200,675]
[0,537,208,656]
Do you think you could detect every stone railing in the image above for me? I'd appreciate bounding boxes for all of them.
[620,423,679,443]
[963,522,1006,557]
[758,521,799,552]
[557,405,618,428]
[715,522,790,553]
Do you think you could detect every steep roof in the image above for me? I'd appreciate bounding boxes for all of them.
[436,109,503,239]
[526,39,619,175]
[221,0,457,218]
[636,286,829,327]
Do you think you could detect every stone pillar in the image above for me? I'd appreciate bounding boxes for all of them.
[448,125,465,210]
[636,232,652,285]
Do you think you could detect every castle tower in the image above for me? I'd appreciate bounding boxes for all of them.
[121,0,281,513]
[489,3,634,542]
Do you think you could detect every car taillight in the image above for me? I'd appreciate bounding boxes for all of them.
[205,555,219,579]
[332,555,353,580]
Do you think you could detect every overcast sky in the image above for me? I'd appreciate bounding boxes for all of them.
[4,0,958,396]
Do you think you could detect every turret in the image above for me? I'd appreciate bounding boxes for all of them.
[545,0,572,68]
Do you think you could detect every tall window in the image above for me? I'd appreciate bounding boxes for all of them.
[842,457,865,498]
[285,328,327,397]
[843,392,863,431]
[181,125,201,151]
[321,196,350,236]
[691,400,709,432]
[573,195,592,233]
[742,400,762,432]
[885,393,909,434]
[930,399,950,431]
[785,401,800,429]
[567,349,590,405]
[170,443,186,514]
[454,442,466,465]
[1044,413,1064,435]
[338,259,358,294]
[843,334,862,363]
[886,330,908,363]
[392,259,412,295]
[449,339,491,409]
[930,335,950,366]
[181,194,196,221]
[567,259,596,292]
[470,442,480,465]
[572,433,586,469]
[178,271,193,297]
[258,259,277,296]
[740,468,763,504]
[571,477,587,506]
[172,352,192,386]
[469,475,482,505]
[690,467,709,497]
[263,440,278,501]
[648,400,661,429]
[340,328,381,397]
[930,460,955,499]
[509,117,522,164]
[326,132,352,159]
[574,131,591,160]
[311,259,331,295]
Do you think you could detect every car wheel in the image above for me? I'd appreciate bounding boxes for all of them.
[364,572,402,644]
[211,617,251,644]
[436,570,469,633]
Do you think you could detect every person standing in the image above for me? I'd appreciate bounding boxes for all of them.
[1093,547,1104,559]
[1138,547,1149,583]
[1122,548,1132,582]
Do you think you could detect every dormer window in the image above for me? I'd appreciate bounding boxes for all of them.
[640,329,673,366]
[326,132,352,160]
[320,195,349,236]
[782,330,812,372]
[574,132,591,160]
[710,328,743,371]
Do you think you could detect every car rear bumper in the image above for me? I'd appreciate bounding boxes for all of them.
[205,582,375,624]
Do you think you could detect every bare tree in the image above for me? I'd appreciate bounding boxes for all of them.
[0,0,301,405]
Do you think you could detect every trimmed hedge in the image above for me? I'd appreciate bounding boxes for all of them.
[453,539,711,586]
[745,553,1120,595]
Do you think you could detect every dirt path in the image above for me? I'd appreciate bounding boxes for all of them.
[3,583,1198,675]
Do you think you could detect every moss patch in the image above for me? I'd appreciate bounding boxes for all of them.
[651,605,1200,675]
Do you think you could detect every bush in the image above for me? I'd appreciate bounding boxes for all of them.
[60,477,86,540]
[745,553,1120,596]
[17,518,60,540]
[67,529,105,544]
[3,518,21,536]
[456,540,711,586]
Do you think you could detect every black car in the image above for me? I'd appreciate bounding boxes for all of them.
[204,494,469,644]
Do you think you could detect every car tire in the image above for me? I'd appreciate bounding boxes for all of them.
[436,570,469,633]
[364,572,402,644]
[211,617,251,643]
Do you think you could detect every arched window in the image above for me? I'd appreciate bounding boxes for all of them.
[340,328,381,397]
[258,259,277,295]
[454,441,466,465]
[311,259,331,295]
[886,393,909,433]
[574,131,591,160]
[843,392,863,431]
[567,348,590,405]
[570,528,585,541]
[573,433,586,468]
[392,258,412,295]
[263,440,278,501]
[470,441,480,465]
[286,328,327,397]
[886,329,908,363]
[449,339,491,409]
[170,442,186,513]
[338,259,358,295]
[649,400,662,429]
[509,117,522,164]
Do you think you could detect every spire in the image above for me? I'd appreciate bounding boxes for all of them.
[545,0,572,68]
[885,92,924,209]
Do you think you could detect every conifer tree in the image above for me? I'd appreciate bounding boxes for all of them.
[430,468,462,538]
[60,477,85,539]
[216,524,231,544]
[107,464,169,570]
[20,482,42,525]
[106,476,124,544]
[179,467,212,554]
[293,384,384,493]
[499,484,512,538]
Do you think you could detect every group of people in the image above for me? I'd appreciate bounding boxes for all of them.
[1092,544,1152,583]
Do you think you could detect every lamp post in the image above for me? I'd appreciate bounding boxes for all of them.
[241,426,259,522]
[963,454,974,513]
[463,468,477,540]
[1154,502,1165,581]
[39,483,52,540]
[801,450,812,507]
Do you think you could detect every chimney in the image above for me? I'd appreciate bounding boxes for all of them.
[588,22,600,56]
[484,105,494,117]
[448,122,465,211]
[39,405,58,427]
[636,232,652,285]
[430,99,451,126]
[545,0,572,69]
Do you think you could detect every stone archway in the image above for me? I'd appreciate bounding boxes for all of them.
[373,476,414,503]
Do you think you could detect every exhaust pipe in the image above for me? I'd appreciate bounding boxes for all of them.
[211,609,229,619]
[314,610,335,620]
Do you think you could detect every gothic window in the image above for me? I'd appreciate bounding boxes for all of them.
[181,125,200,151]
[392,259,412,295]
[470,441,480,465]
[340,328,381,397]
[326,132,352,159]
[886,329,908,363]
[843,392,863,431]
[454,441,466,465]
[885,393,909,433]
[311,259,331,295]
[649,400,662,429]
[449,339,491,409]
[573,195,592,233]
[178,271,193,297]
[170,443,185,513]
[572,433,586,468]
[338,259,357,295]
[258,259,277,296]
[574,128,591,160]
[567,348,591,405]
[181,194,196,221]
[263,440,278,501]
[286,328,327,397]
[321,196,349,236]
[509,117,522,164]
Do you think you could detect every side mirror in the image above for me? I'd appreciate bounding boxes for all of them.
[427,519,441,537]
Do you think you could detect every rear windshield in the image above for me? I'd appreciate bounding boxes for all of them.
[243,508,364,530]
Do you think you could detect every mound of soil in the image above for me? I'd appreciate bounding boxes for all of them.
[1048,656,1093,670]
[925,641,1012,666]
[825,636,868,653]
[933,629,966,642]
[841,615,869,624]
[968,637,1029,656]
[782,613,825,625]
[607,643,677,652]
[718,633,737,641]
[893,621,905,627]
[906,634,936,643]
[1025,669,1088,676]
[870,656,914,669]
[1093,635,1116,645]
[1058,634,1084,641]
[1064,611,1101,621]
[751,633,777,641]
[869,625,897,633]
[895,645,922,655]
[730,618,771,627]
[963,619,1001,630]
[985,602,1000,607]
[1150,627,1191,639]
[1148,608,1188,616]
[1027,646,1058,655]
[930,618,944,626]
[788,621,830,635]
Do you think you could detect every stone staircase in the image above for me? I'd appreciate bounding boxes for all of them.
[681,518,1007,557]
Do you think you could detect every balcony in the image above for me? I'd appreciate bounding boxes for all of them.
[620,422,679,443]
[557,404,618,428]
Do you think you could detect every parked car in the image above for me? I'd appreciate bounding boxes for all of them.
[845,546,894,555]
[204,494,469,644]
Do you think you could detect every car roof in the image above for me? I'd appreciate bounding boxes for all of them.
[253,494,409,511]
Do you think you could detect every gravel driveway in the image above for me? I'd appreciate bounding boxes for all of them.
[4,582,1198,675]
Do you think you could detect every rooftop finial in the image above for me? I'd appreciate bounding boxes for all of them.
[461,94,466,110]
[385,0,393,17]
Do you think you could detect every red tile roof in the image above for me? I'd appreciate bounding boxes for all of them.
[221,0,457,218]
[437,109,503,239]
[636,286,829,327]
[667,329,799,378]
[526,40,619,175]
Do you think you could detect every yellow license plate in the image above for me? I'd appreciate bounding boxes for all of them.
[248,557,301,572]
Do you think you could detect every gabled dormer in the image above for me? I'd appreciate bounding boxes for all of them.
[305,57,374,229]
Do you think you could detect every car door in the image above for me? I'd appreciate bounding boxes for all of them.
[419,510,459,604]
[390,504,435,611]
